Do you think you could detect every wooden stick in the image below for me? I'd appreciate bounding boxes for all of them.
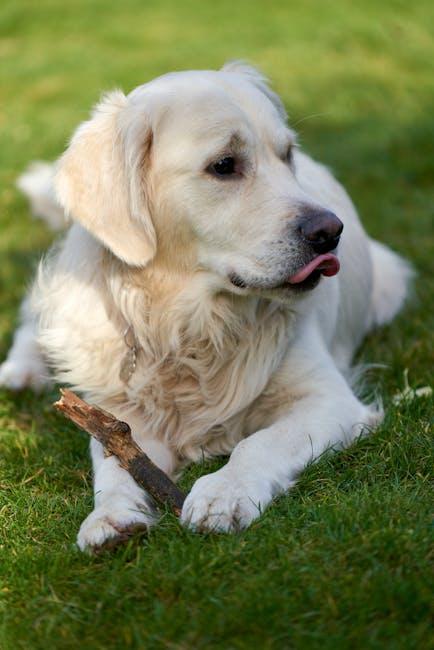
[54,389,185,516]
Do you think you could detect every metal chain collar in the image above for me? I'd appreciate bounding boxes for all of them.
[119,325,138,385]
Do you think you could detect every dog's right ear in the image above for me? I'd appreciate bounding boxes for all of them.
[55,91,156,267]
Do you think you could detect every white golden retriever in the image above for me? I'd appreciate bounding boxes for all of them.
[0,63,411,551]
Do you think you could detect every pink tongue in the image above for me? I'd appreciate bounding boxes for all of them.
[288,253,340,284]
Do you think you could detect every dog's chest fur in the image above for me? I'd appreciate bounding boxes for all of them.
[122,294,293,460]
[36,247,293,461]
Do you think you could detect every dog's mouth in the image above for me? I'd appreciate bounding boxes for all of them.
[229,253,340,293]
[281,253,340,291]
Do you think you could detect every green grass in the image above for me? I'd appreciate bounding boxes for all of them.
[0,1,433,648]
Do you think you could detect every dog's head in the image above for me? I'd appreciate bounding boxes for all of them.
[55,63,342,299]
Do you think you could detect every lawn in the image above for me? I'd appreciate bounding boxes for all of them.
[0,1,433,648]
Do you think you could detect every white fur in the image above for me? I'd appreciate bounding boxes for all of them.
[1,63,411,551]
[368,239,414,327]
[0,297,50,391]
[16,162,65,231]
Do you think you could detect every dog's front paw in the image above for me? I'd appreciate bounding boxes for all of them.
[181,468,271,533]
[77,502,155,552]
[0,357,50,392]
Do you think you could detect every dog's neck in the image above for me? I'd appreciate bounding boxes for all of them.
[105,255,292,361]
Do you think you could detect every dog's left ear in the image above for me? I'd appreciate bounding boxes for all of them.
[55,91,156,267]
[221,61,287,122]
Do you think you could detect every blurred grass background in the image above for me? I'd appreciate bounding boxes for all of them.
[0,1,433,648]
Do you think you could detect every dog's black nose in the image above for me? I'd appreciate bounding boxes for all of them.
[298,209,343,254]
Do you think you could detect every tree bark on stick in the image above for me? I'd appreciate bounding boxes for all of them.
[54,389,185,516]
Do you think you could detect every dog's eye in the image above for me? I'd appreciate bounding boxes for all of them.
[209,157,236,177]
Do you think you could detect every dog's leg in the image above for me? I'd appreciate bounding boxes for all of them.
[181,329,383,533]
[0,297,50,391]
[77,415,176,552]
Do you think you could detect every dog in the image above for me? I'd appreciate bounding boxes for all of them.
[0,62,412,551]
